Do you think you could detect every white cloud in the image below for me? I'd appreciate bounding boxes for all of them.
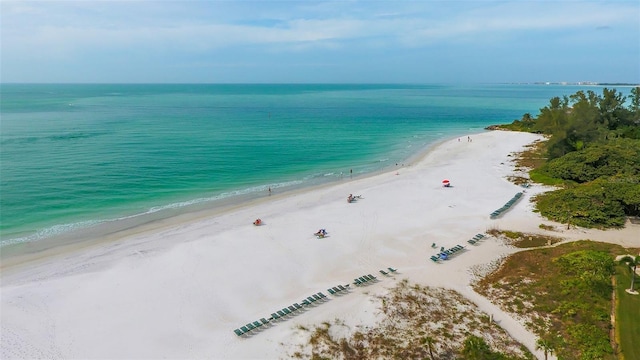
[3,0,637,54]
[1,0,638,82]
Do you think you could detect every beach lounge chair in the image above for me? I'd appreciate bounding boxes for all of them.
[468,239,476,245]
[359,276,368,283]
[367,274,377,281]
[253,321,263,328]
[312,294,321,301]
[246,323,256,331]
[277,310,286,317]
[388,267,397,272]
[260,318,270,325]
[301,299,311,306]
[241,325,251,333]
[293,303,302,310]
[234,329,244,336]
[283,308,292,315]
[307,296,316,303]
[337,285,347,291]
[270,313,280,320]
[318,292,326,298]
[354,278,362,285]
[430,255,439,262]
[380,269,389,275]
[328,288,336,295]
[287,306,296,313]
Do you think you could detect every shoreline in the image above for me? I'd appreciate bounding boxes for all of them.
[0,126,460,251]
[0,132,454,275]
[2,130,638,359]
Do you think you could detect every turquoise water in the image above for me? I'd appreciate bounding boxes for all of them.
[0,83,626,246]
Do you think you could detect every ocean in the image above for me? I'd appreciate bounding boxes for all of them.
[0,83,628,249]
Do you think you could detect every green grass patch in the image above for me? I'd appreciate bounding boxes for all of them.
[615,264,640,360]
[529,168,566,186]
[475,241,629,360]
[487,229,562,248]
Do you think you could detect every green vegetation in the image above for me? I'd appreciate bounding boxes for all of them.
[474,241,634,360]
[615,263,640,360]
[289,280,534,359]
[619,255,639,293]
[460,335,524,359]
[487,229,562,248]
[503,87,640,229]
[539,223,555,231]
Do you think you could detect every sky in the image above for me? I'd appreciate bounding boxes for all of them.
[1,0,639,84]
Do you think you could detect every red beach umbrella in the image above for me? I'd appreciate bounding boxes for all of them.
[442,179,450,184]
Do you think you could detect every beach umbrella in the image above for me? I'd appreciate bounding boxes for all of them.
[442,179,450,184]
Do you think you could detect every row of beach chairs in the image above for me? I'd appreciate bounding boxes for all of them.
[430,245,464,262]
[234,292,328,337]
[234,318,271,336]
[467,233,486,245]
[235,268,397,337]
[490,192,524,219]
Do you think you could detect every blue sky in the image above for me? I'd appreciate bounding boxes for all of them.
[1,0,639,83]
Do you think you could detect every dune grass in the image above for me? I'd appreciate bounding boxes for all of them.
[287,280,534,359]
[486,229,562,248]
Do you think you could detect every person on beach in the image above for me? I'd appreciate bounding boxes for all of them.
[314,229,327,238]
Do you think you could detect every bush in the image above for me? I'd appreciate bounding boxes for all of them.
[542,138,640,183]
[535,184,627,229]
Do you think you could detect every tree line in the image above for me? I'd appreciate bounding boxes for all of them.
[502,87,640,228]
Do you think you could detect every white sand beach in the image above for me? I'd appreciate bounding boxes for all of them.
[2,130,638,359]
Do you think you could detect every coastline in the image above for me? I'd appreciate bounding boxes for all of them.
[2,130,638,359]
[0,132,453,275]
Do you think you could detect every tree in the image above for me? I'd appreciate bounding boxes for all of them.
[598,88,627,129]
[536,338,555,360]
[421,336,436,360]
[619,255,639,294]
[629,87,640,123]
